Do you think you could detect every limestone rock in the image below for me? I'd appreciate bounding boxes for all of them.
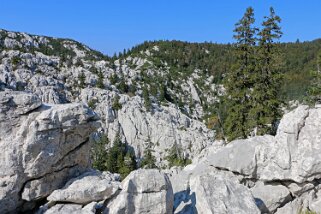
[106,169,174,214]
[80,89,216,167]
[251,181,292,213]
[47,170,120,204]
[189,173,260,214]
[209,105,321,183]
[0,91,100,213]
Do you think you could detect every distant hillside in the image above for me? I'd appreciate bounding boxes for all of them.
[1,28,321,128]
[120,39,321,101]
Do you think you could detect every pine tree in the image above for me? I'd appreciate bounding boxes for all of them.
[105,133,125,173]
[96,71,104,89]
[307,51,321,104]
[141,141,157,169]
[78,71,86,89]
[119,151,136,179]
[223,7,258,141]
[250,7,283,135]
[104,133,136,179]
[91,134,109,171]
[143,86,152,111]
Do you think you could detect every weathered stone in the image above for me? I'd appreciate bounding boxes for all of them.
[189,173,260,214]
[47,170,120,204]
[251,181,292,213]
[106,169,174,214]
[0,91,100,213]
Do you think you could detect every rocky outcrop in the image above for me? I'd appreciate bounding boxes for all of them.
[208,105,321,184]
[189,173,260,214]
[106,169,174,214]
[0,91,100,213]
[47,170,120,204]
[251,181,292,213]
[79,88,215,167]
[169,105,321,213]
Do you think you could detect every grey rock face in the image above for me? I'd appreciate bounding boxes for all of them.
[209,105,321,183]
[106,169,174,214]
[189,173,260,214]
[0,91,100,213]
[79,88,215,167]
[47,170,120,204]
[169,105,321,213]
[251,181,292,213]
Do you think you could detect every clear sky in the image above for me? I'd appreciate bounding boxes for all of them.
[1,0,320,55]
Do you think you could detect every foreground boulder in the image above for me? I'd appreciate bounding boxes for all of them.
[106,169,174,214]
[251,181,292,213]
[189,173,260,214]
[47,170,120,204]
[209,105,321,183]
[0,91,99,213]
[180,105,321,213]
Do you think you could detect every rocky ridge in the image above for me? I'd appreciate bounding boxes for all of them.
[0,29,217,167]
[2,91,321,213]
[168,105,321,213]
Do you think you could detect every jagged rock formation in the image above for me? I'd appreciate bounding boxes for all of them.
[47,170,120,204]
[0,91,100,213]
[106,169,174,214]
[0,29,217,167]
[79,88,214,166]
[189,173,260,213]
[169,105,321,213]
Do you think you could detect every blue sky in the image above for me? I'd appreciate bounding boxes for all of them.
[1,0,320,55]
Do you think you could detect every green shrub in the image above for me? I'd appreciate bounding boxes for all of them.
[88,99,97,109]
[141,142,157,169]
[166,145,191,168]
[112,95,122,111]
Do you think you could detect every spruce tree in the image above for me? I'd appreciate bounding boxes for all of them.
[141,141,157,169]
[96,71,105,89]
[307,51,321,104]
[223,7,258,141]
[78,71,86,89]
[143,86,152,111]
[91,134,109,171]
[250,7,283,135]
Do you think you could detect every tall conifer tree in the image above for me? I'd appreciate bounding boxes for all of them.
[224,7,258,141]
[250,7,283,135]
[307,50,321,104]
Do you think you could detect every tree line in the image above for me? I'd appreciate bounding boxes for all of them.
[223,7,283,141]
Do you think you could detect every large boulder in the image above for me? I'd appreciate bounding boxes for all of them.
[0,91,100,213]
[251,181,292,213]
[178,173,260,214]
[47,170,120,204]
[79,88,215,167]
[209,105,321,183]
[106,169,174,214]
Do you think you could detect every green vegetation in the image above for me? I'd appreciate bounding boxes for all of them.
[112,95,122,111]
[91,134,137,179]
[96,71,105,89]
[11,56,21,66]
[249,7,283,135]
[223,7,257,141]
[142,86,152,111]
[223,7,283,141]
[91,135,109,171]
[78,71,86,89]
[298,209,318,214]
[141,141,157,169]
[119,37,321,104]
[307,51,321,104]
[88,98,98,109]
[166,144,192,168]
